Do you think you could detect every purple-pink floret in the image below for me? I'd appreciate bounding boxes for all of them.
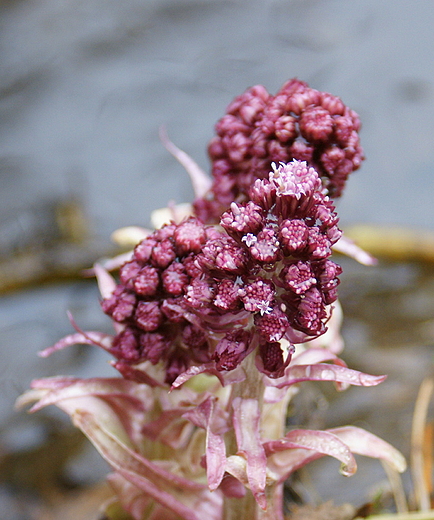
[194,78,363,223]
[213,330,252,371]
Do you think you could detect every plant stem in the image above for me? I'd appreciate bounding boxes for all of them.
[222,354,266,520]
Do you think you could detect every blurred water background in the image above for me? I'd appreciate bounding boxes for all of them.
[1,1,434,518]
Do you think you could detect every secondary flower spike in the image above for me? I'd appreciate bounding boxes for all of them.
[101,217,214,384]
[195,79,363,222]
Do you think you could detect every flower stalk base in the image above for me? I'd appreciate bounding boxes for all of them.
[223,354,281,520]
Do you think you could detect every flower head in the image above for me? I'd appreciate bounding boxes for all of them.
[100,217,212,384]
[195,79,363,222]
[184,160,342,377]
[99,161,341,381]
[270,160,322,199]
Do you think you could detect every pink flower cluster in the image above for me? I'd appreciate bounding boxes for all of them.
[195,79,363,222]
[18,81,407,520]
[101,161,341,382]
[101,218,213,384]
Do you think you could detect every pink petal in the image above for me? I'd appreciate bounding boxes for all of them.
[333,234,377,266]
[142,409,194,449]
[159,126,212,198]
[115,468,204,520]
[30,375,81,390]
[82,251,135,277]
[329,426,406,473]
[93,262,118,299]
[26,377,145,412]
[205,428,227,491]
[183,397,227,490]
[23,377,153,445]
[112,361,164,387]
[38,330,113,357]
[264,428,357,480]
[171,364,225,389]
[107,472,156,520]
[290,347,346,367]
[274,363,386,389]
[232,397,267,510]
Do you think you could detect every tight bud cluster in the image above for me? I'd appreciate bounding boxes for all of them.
[195,79,363,222]
[101,218,213,384]
[190,160,342,376]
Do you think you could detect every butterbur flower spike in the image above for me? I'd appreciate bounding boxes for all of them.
[181,159,343,378]
[17,79,407,520]
[92,160,343,383]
